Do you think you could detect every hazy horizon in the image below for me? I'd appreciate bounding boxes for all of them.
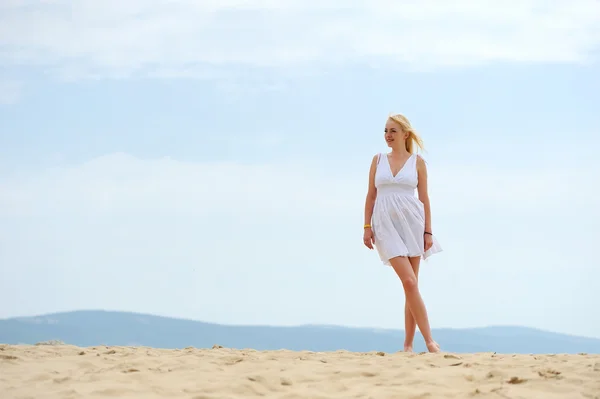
[4,308,600,341]
[4,310,600,355]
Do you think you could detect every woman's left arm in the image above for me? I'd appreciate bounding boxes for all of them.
[416,155,432,234]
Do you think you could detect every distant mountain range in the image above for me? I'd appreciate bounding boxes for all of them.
[1,310,599,354]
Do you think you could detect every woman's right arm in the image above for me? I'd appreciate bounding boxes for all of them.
[363,154,378,227]
[363,155,378,249]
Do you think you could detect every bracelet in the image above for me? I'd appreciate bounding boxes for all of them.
[364,224,372,229]
[424,231,432,235]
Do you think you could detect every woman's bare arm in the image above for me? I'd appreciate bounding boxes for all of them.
[416,155,432,233]
[364,154,378,226]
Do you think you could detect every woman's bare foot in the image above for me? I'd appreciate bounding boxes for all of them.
[426,341,441,353]
[403,344,413,352]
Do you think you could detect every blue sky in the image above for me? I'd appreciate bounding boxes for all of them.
[1,0,599,339]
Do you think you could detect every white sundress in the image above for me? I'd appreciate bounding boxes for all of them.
[371,152,442,265]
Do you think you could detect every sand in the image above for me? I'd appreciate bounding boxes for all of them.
[1,343,599,399]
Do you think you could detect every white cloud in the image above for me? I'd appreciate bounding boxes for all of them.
[1,0,599,79]
[1,152,595,218]
[1,152,599,337]
[0,80,22,105]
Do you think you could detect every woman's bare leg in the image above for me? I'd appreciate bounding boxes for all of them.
[389,255,439,353]
[403,256,421,352]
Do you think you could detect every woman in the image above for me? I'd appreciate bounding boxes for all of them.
[363,113,442,353]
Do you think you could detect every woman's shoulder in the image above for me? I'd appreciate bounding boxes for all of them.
[371,153,384,163]
[415,153,428,171]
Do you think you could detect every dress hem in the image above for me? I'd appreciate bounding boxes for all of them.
[380,248,443,266]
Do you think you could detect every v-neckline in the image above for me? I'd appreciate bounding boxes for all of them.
[386,153,413,178]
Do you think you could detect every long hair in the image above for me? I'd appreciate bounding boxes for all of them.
[388,114,425,154]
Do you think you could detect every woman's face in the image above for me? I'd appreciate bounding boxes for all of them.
[384,119,406,147]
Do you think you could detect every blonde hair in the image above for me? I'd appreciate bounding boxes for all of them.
[388,113,425,154]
